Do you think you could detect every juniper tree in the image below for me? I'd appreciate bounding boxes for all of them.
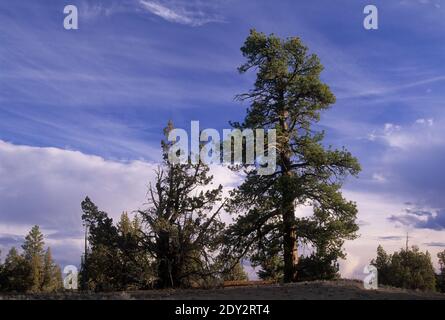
[372,245,437,291]
[116,212,156,289]
[138,122,226,288]
[80,199,156,291]
[225,30,360,282]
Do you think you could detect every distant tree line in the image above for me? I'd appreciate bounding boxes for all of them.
[372,245,445,292]
[0,226,62,293]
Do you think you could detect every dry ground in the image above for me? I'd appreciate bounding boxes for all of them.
[1,280,444,300]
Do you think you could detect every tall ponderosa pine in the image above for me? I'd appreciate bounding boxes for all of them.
[22,225,45,292]
[138,122,226,288]
[225,30,360,282]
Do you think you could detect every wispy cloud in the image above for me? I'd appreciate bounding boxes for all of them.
[79,1,127,20]
[389,207,445,231]
[424,242,445,247]
[377,236,404,241]
[367,118,442,150]
[139,0,223,26]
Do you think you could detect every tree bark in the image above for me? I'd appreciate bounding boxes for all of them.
[282,165,298,282]
[279,107,298,283]
[157,232,174,288]
[283,206,298,282]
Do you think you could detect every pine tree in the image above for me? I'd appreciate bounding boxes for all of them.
[1,247,31,292]
[22,225,45,292]
[225,30,360,282]
[223,261,249,282]
[371,245,437,291]
[116,212,155,290]
[257,255,283,282]
[80,200,156,291]
[41,248,62,292]
[372,245,391,285]
[117,212,132,236]
[138,122,226,288]
[0,227,62,293]
[0,249,3,291]
[436,250,445,292]
[80,197,120,291]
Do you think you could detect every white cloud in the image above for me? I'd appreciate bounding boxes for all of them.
[415,118,434,126]
[79,2,125,20]
[0,140,157,261]
[0,140,156,220]
[339,251,361,279]
[372,173,387,183]
[140,0,194,25]
[368,119,442,150]
[139,0,223,26]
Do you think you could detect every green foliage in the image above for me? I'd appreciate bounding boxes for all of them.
[0,247,31,292]
[116,212,156,290]
[80,197,118,291]
[223,261,249,282]
[78,123,231,290]
[138,122,226,288]
[224,30,360,283]
[41,248,63,292]
[256,255,283,282]
[80,199,155,291]
[437,250,445,293]
[371,245,437,292]
[0,226,62,293]
[22,225,45,292]
[296,253,340,282]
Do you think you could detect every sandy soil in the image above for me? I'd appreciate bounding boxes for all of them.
[1,280,444,300]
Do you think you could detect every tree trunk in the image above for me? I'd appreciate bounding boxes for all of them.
[283,207,298,282]
[157,232,174,288]
[279,107,298,283]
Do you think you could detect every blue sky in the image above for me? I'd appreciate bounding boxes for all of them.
[1,0,445,277]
